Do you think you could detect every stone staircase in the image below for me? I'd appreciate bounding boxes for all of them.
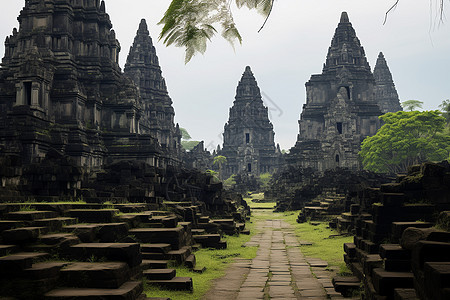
[0,198,250,298]
[297,190,348,223]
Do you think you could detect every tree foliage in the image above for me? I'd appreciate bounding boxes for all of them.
[159,0,273,63]
[181,140,200,150]
[401,100,423,111]
[439,99,450,124]
[213,155,227,180]
[360,111,450,173]
[180,127,192,140]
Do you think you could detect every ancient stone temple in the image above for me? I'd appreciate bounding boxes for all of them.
[373,52,403,113]
[124,19,182,163]
[220,66,281,179]
[0,0,175,170]
[288,12,382,171]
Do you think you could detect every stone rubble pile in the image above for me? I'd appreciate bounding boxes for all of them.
[334,161,450,299]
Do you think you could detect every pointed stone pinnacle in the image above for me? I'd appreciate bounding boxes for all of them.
[340,12,349,23]
[138,19,149,34]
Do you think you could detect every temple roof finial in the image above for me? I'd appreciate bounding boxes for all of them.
[340,12,349,23]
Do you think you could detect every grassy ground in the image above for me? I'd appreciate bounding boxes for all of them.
[145,220,259,299]
[245,193,276,209]
[249,201,352,274]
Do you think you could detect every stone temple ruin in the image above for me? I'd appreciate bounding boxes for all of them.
[288,12,402,172]
[0,0,180,170]
[219,66,282,179]
[0,2,449,299]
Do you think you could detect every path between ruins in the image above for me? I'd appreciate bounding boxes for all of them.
[202,209,346,300]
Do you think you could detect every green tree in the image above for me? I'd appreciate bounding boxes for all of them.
[213,155,227,180]
[439,99,450,124]
[159,0,273,63]
[180,127,192,140]
[401,100,424,111]
[360,111,450,173]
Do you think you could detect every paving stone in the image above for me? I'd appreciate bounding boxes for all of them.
[143,269,176,280]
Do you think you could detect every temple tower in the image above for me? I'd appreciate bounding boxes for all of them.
[373,52,403,113]
[0,0,162,169]
[288,12,382,171]
[220,66,280,179]
[124,19,182,164]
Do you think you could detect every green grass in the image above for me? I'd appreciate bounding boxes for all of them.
[145,221,258,299]
[278,210,352,273]
[245,193,276,209]
[251,210,352,273]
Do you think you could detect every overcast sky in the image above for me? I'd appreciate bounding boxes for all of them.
[1,1,449,150]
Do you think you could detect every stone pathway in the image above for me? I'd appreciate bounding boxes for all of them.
[203,211,346,300]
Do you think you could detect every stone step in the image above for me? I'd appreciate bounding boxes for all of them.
[344,243,356,258]
[112,204,148,214]
[60,262,130,289]
[167,246,192,265]
[34,217,77,232]
[184,254,196,269]
[117,215,141,228]
[147,277,193,291]
[0,252,50,275]
[44,280,143,299]
[0,220,24,232]
[380,244,411,260]
[193,234,221,245]
[40,233,81,247]
[391,222,433,242]
[62,224,101,243]
[393,288,419,300]
[141,243,171,254]
[143,269,176,280]
[0,244,18,256]
[141,252,166,260]
[66,209,119,223]
[66,243,142,268]
[332,276,361,297]
[423,262,450,300]
[23,262,67,280]
[141,260,168,270]
[6,210,58,221]
[129,227,185,250]
[96,223,129,243]
[372,268,414,297]
[2,226,48,244]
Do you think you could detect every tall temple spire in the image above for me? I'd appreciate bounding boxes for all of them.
[234,66,262,102]
[220,66,280,178]
[374,52,403,113]
[324,11,371,73]
[124,19,181,157]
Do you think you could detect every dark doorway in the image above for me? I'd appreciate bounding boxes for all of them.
[247,163,252,173]
[336,155,340,163]
[336,122,343,134]
[246,133,250,144]
[24,82,32,105]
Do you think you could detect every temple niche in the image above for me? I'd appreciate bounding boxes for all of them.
[373,52,403,113]
[0,0,180,170]
[124,19,182,165]
[220,66,281,179]
[288,12,382,171]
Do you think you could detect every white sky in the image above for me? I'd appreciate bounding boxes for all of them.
[1,1,449,150]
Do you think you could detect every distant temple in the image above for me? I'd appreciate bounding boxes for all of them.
[0,0,180,170]
[373,52,403,113]
[288,12,402,171]
[220,66,281,179]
